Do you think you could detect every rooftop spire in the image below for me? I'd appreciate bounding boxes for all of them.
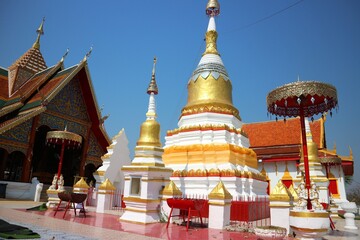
[32,17,45,50]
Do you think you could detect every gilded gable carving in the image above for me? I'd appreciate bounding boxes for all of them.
[47,78,89,121]
[87,131,104,158]
[39,113,87,137]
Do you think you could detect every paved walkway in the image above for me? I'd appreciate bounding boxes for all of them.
[0,199,359,240]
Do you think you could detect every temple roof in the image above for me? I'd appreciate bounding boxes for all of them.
[0,22,110,151]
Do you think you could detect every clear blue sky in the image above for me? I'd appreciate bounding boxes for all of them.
[1,1,359,188]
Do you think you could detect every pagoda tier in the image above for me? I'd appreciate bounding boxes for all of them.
[162,0,267,198]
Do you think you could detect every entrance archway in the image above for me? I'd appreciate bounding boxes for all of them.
[3,151,25,181]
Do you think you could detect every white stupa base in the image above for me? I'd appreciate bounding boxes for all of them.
[171,176,267,199]
[290,210,330,240]
[120,209,160,224]
[119,200,160,224]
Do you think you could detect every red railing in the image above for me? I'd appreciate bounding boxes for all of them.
[230,196,270,227]
[166,195,270,229]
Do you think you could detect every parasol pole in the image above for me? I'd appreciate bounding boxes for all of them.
[299,106,312,210]
[56,141,66,189]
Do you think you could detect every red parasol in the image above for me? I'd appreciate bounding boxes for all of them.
[46,129,82,189]
[267,80,338,209]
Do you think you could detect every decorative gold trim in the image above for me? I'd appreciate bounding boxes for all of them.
[141,178,170,183]
[0,102,24,118]
[181,102,241,121]
[134,146,164,152]
[166,123,247,137]
[208,201,231,206]
[123,197,160,203]
[269,204,293,208]
[122,207,159,213]
[131,162,165,167]
[290,226,328,233]
[290,211,329,218]
[0,106,46,134]
[121,166,173,173]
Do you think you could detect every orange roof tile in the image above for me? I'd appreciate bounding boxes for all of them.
[243,118,323,148]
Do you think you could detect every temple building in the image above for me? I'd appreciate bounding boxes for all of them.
[0,19,110,186]
[162,0,267,198]
[243,116,354,205]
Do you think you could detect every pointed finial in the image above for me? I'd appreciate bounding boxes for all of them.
[147,56,158,95]
[32,17,45,49]
[82,46,93,62]
[61,48,69,62]
[206,0,220,17]
[152,57,157,76]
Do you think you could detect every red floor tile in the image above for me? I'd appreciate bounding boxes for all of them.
[19,209,278,239]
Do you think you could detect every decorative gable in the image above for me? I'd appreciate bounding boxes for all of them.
[8,48,47,95]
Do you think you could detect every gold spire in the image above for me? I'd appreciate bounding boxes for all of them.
[181,0,240,120]
[204,0,220,55]
[136,58,161,147]
[32,17,45,49]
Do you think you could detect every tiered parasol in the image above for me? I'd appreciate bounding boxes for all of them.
[267,80,338,209]
[46,128,82,189]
